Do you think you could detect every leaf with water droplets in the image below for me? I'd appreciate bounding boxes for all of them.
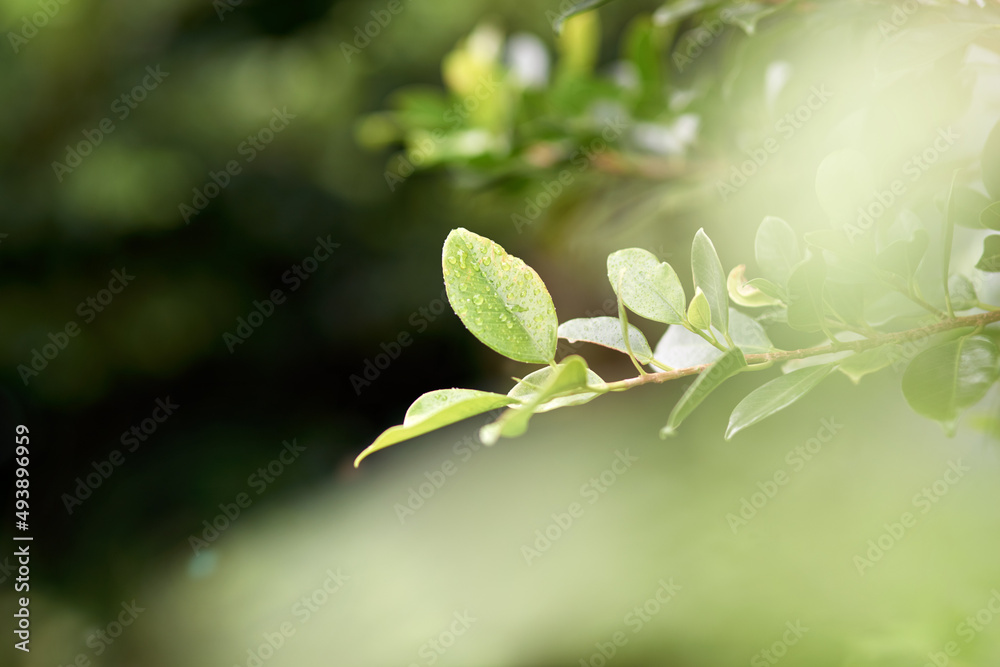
[443,228,558,364]
[354,389,518,466]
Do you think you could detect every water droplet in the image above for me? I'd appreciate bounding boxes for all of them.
[472,295,484,306]
[475,318,483,326]
[481,256,492,266]
[457,250,467,269]
[506,321,514,329]
[448,257,457,265]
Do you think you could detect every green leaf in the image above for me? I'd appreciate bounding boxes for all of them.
[550,0,617,33]
[443,228,558,364]
[948,274,978,311]
[557,317,653,364]
[981,201,1000,231]
[691,228,729,335]
[746,278,786,302]
[354,389,519,466]
[653,309,772,367]
[837,346,894,385]
[755,216,802,287]
[661,346,747,437]
[876,229,929,281]
[653,0,719,27]
[785,252,828,333]
[824,280,865,327]
[607,248,687,325]
[687,288,712,330]
[902,336,1000,433]
[976,235,1000,272]
[984,117,1000,201]
[507,362,606,413]
[726,364,835,439]
[948,187,993,229]
[728,265,781,307]
[482,356,596,444]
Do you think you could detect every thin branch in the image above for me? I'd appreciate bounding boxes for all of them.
[604,309,1000,391]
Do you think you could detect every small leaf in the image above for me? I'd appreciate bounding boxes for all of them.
[507,362,606,413]
[354,389,518,466]
[746,278,786,302]
[902,336,1000,431]
[653,309,772,367]
[557,317,653,364]
[948,274,978,311]
[837,346,894,385]
[785,252,828,333]
[755,216,802,287]
[981,201,1000,231]
[692,228,729,335]
[550,0,616,33]
[662,346,747,437]
[607,248,687,325]
[482,356,596,444]
[875,229,929,281]
[976,235,1000,272]
[728,265,781,307]
[687,288,712,330]
[726,364,835,439]
[443,228,558,364]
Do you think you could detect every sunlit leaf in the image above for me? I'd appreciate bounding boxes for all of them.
[875,229,929,281]
[608,248,687,325]
[976,235,1000,272]
[557,316,653,364]
[948,274,978,311]
[662,346,747,437]
[354,389,518,466]
[482,356,596,444]
[785,252,827,333]
[726,364,835,439]
[443,228,558,364]
[692,228,729,335]
[507,362,606,413]
[653,309,772,367]
[981,201,1000,231]
[755,216,802,287]
[728,265,781,307]
[837,346,894,385]
[687,287,712,330]
[902,336,1000,432]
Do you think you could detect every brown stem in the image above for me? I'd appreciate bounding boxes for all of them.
[605,309,1000,391]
